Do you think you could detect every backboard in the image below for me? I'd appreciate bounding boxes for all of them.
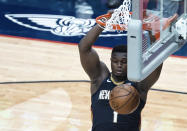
[127,0,187,82]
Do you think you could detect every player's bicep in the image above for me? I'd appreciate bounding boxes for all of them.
[79,48,102,79]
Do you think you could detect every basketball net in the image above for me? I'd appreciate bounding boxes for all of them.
[96,0,131,31]
[106,0,131,31]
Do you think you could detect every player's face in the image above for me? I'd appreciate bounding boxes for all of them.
[111,52,127,77]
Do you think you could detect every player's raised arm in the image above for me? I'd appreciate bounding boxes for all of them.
[78,24,108,81]
[137,63,163,101]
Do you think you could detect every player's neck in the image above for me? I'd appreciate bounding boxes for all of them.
[110,75,126,85]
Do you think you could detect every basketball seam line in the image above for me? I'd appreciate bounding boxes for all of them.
[120,85,131,93]
[109,85,132,100]
[112,86,133,111]
[109,94,131,100]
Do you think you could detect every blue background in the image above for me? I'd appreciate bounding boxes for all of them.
[0,0,186,56]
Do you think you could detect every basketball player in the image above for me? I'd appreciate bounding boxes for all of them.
[78,23,163,131]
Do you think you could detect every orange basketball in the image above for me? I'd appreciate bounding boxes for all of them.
[109,84,140,114]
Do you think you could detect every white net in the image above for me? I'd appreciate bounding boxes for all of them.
[106,0,131,31]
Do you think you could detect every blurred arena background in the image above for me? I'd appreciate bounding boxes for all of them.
[0,0,187,131]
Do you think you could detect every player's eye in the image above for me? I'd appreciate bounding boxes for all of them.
[112,58,117,63]
[121,60,127,64]
[113,61,117,63]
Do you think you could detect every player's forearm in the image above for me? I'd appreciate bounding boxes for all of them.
[139,63,163,90]
[79,24,104,52]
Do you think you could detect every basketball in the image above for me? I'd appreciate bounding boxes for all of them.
[109,84,140,114]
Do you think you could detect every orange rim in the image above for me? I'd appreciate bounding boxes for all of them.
[142,13,178,40]
[96,13,111,27]
[96,12,132,31]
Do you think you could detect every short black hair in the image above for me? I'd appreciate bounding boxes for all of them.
[112,44,127,54]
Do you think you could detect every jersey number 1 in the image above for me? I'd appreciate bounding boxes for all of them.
[113,111,118,123]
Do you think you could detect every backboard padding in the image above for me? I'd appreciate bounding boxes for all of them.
[127,0,187,82]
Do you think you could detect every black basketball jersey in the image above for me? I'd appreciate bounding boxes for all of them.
[91,74,145,131]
